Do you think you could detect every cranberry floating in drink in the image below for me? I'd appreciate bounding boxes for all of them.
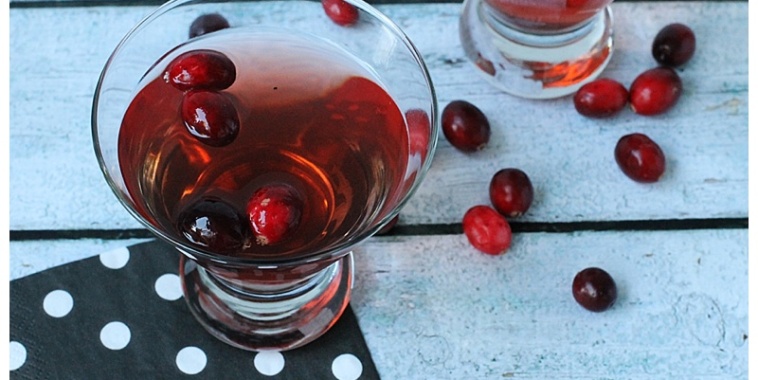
[93,0,437,352]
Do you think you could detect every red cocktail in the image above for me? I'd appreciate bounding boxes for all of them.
[93,0,437,351]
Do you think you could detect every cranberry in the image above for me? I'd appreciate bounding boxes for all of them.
[572,267,617,312]
[165,50,236,91]
[177,197,248,253]
[462,205,512,255]
[441,100,491,152]
[629,67,682,116]
[189,13,230,38]
[246,184,304,246]
[489,168,534,218]
[573,78,628,118]
[322,0,359,26]
[614,133,666,183]
[181,90,240,147]
[652,23,696,67]
[406,109,431,161]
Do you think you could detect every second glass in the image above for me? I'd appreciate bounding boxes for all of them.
[460,0,615,99]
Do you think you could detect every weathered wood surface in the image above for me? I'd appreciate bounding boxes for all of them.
[9,2,748,231]
[10,228,749,378]
[9,1,749,378]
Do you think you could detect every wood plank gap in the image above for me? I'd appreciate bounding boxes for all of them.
[9,217,748,241]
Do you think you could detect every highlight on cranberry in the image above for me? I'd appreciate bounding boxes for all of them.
[629,67,683,116]
[441,100,491,152]
[573,78,629,118]
[489,168,534,218]
[572,267,618,312]
[652,23,696,68]
[322,0,359,26]
[177,197,249,253]
[462,205,512,255]
[614,133,666,183]
[246,183,304,246]
[189,13,230,39]
[165,49,236,91]
[181,90,240,147]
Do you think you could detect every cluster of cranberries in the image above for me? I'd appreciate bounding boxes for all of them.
[438,100,533,256]
[170,15,306,252]
[574,23,695,184]
[440,24,695,311]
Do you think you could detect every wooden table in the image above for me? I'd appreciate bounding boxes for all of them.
[10,0,748,378]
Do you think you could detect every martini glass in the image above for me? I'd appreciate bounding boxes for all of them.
[92,0,437,351]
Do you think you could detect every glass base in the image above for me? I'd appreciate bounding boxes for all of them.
[460,0,614,99]
[180,253,354,351]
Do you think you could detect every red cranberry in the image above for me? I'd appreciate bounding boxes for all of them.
[189,13,230,38]
[573,78,629,118]
[572,267,617,312]
[322,0,359,26]
[246,184,304,246]
[441,100,491,152]
[462,205,512,255]
[652,23,696,67]
[181,90,240,147]
[629,67,682,116]
[489,168,534,218]
[177,197,248,253]
[614,133,666,183]
[165,50,236,91]
[406,109,431,161]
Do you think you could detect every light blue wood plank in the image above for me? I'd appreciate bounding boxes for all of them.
[9,2,748,230]
[10,228,748,378]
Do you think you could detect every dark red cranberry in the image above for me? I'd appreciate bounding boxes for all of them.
[406,109,431,161]
[165,50,236,91]
[189,13,230,38]
[614,133,666,183]
[322,0,359,26]
[573,78,629,118]
[489,168,534,218]
[376,215,399,236]
[462,205,512,255]
[181,90,240,147]
[177,197,248,253]
[441,100,491,152]
[629,67,682,116]
[652,23,696,67]
[572,267,617,312]
[246,184,304,246]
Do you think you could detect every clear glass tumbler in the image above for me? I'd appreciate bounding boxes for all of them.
[460,0,614,99]
[92,0,438,351]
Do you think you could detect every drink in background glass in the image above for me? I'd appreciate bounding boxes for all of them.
[460,0,615,99]
[93,0,437,351]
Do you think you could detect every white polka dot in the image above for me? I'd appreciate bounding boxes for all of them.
[155,273,183,301]
[253,351,285,376]
[332,353,363,380]
[176,346,207,375]
[43,289,73,318]
[100,321,131,350]
[99,247,130,269]
[9,341,27,371]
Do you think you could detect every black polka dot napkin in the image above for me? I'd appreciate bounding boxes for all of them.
[10,239,380,379]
